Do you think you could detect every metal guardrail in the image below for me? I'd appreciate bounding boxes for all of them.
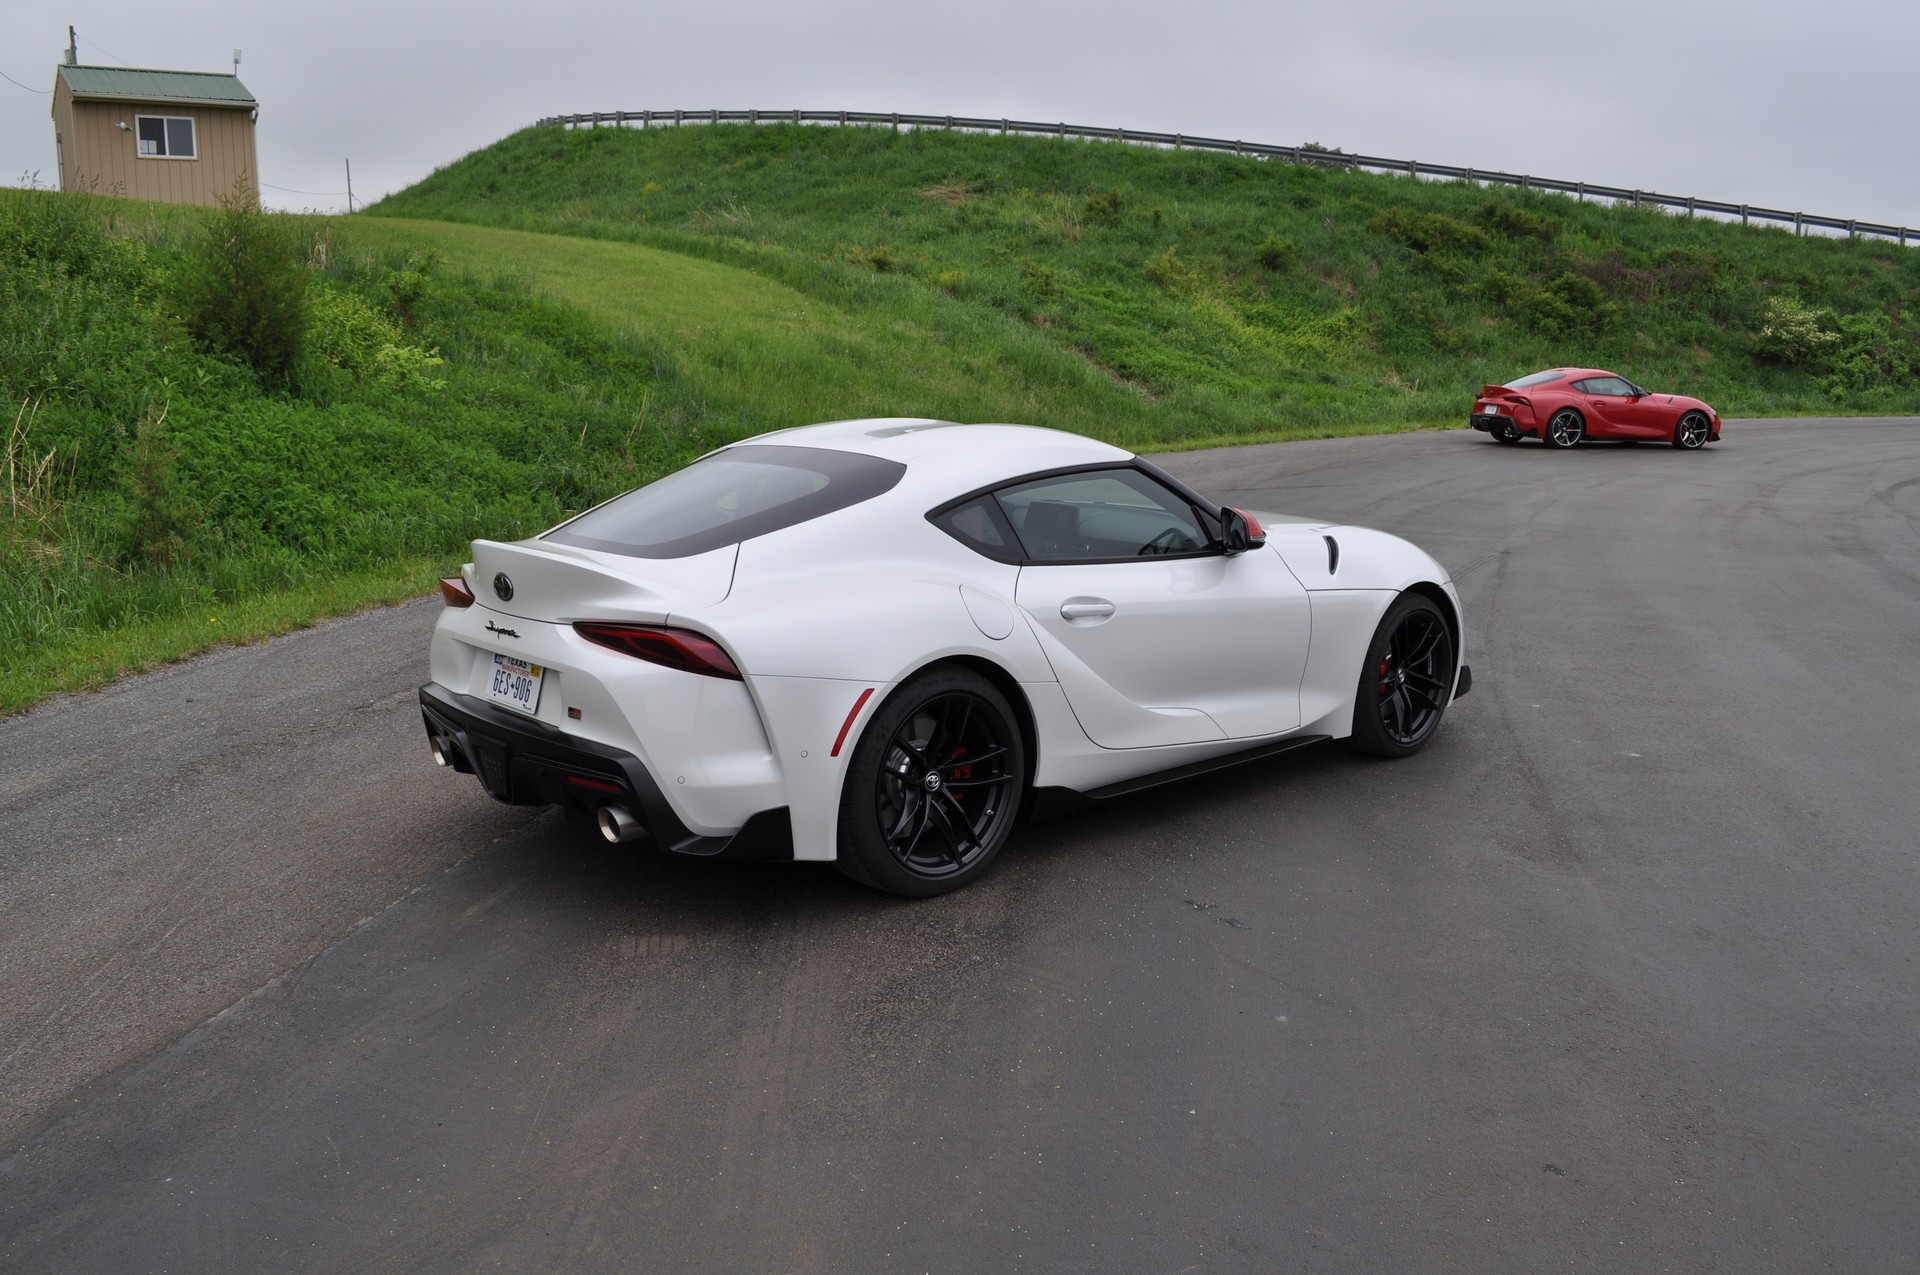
[533,108,1915,247]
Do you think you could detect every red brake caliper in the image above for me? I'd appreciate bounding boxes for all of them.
[1377,652,1392,700]
[948,746,971,801]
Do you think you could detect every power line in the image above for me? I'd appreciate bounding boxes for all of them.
[77,34,122,64]
[259,181,348,197]
[1,68,51,94]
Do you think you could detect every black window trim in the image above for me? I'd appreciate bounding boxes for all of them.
[926,460,1227,567]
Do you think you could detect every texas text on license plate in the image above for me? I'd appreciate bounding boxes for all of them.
[487,653,544,715]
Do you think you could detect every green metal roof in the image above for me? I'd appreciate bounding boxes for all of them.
[58,64,255,108]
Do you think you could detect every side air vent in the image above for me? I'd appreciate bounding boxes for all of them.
[1323,535,1340,575]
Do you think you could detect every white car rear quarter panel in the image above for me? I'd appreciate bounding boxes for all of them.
[429,603,783,836]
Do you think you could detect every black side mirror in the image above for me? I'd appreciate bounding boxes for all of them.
[1219,506,1267,555]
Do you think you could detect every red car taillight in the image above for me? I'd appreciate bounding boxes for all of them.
[572,622,743,680]
[439,577,475,608]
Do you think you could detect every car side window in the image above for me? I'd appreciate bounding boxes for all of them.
[930,495,1023,564]
[1578,376,1633,396]
[993,468,1211,562]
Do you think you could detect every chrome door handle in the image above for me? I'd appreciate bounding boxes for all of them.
[1060,599,1116,622]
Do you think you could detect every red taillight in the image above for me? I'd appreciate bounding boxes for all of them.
[439,576,475,608]
[572,623,743,680]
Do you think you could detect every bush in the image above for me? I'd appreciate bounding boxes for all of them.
[1256,235,1298,271]
[1524,271,1616,339]
[173,185,310,383]
[1020,260,1059,302]
[1478,200,1557,242]
[1083,189,1126,228]
[305,286,445,391]
[1371,207,1489,256]
[1752,295,1841,367]
[119,403,198,565]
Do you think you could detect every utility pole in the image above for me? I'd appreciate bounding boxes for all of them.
[345,158,354,214]
[67,25,78,65]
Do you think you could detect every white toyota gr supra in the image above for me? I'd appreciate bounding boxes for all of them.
[419,419,1472,895]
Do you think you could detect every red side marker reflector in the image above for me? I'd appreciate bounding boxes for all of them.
[565,774,623,794]
[830,688,876,758]
[439,576,475,608]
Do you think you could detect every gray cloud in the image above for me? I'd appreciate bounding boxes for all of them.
[2,0,1914,227]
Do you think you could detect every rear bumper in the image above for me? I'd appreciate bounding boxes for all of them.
[418,682,793,862]
[1470,414,1534,437]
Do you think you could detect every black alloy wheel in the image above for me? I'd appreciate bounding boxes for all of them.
[837,668,1026,896]
[1347,592,1456,759]
[1545,409,1584,449]
[1674,411,1711,449]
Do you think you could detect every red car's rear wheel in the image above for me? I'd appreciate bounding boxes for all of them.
[1545,409,1584,449]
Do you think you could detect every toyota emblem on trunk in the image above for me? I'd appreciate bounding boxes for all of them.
[493,572,514,602]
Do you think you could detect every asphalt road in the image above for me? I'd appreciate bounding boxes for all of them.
[2,418,1916,1273]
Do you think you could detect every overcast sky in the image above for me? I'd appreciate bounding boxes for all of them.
[2,0,1915,229]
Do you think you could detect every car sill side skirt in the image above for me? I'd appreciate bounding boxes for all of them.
[1028,734,1331,818]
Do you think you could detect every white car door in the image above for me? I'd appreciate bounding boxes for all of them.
[997,467,1312,750]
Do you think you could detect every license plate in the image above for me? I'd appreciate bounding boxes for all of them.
[1482,405,1502,416]
[487,653,544,716]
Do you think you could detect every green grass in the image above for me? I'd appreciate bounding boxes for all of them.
[6,121,1918,713]
[370,122,1920,423]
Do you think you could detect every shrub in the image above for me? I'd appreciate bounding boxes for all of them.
[1371,207,1489,256]
[119,402,197,565]
[173,185,309,384]
[1256,235,1298,271]
[378,249,439,327]
[1020,260,1059,302]
[1523,271,1616,339]
[305,286,445,391]
[1478,199,1557,242]
[1752,295,1841,367]
[1083,189,1126,227]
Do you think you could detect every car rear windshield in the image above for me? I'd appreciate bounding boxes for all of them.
[1504,370,1567,389]
[544,444,907,559]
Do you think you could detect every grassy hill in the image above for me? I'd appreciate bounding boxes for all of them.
[4,121,1916,710]
[371,122,1920,428]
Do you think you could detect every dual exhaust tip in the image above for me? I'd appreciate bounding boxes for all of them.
[432,733,642,846]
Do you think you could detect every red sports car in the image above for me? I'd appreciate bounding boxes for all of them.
[1469,368,1722,450]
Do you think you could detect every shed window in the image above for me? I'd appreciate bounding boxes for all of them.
[135,116,196,159]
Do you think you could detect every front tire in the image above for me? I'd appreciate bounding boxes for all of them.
[1545,409,1584,449]
[1347,593,1456,759]
[1673,411,1711,449]
[836,668,1026,897]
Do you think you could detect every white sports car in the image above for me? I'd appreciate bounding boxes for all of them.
[420,419,1471,895]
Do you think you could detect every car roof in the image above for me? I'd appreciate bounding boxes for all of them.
[721,418,1134,495]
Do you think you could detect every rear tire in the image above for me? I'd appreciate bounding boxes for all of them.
[1347,593,1456,759]
[836,668,1026,897]
[1491,424,1521,444]
[1545,409,1584,449]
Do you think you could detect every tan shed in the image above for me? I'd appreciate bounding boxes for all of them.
[52,64,260,207]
